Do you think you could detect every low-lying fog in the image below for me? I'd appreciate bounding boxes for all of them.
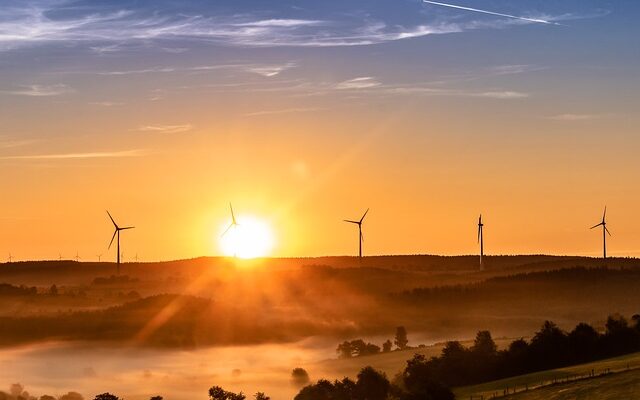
[0,340,339,400]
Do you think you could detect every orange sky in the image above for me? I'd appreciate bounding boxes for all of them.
[1,0,639,261]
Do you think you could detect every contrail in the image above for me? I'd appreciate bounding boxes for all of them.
[422,1,562,26]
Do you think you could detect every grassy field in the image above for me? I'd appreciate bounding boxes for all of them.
[454,352,640,399]
[504,368,640,400]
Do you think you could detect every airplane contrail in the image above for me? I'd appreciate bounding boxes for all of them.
[422,1,563,26]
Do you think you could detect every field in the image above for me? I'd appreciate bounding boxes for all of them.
[455,352,640,399]
[505,368,640,400]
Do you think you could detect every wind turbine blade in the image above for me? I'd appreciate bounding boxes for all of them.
[106,210,118,229]
[360,208,370,223]
[590,223,603,229]
[603,206,607,222]
[230,203,237,225]
[221,223,233,237]
[478,226,481,243]
[605,226,612,236]
[108,229,117,249]
[344,219,360,224]
[121,226,135,230]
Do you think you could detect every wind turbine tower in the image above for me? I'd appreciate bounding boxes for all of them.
[107,211,135,275]
[590,207,611,259]
[478,214,484,270]
[344,209,369,259]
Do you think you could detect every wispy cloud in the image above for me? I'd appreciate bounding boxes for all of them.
[475,91,529,99]
[3,84,73,97]
[0,149,148,160]
[547,113,606,121]
[0,1,580,51]
[0,138,38,149]
[137,124,193,133]
[244,62,297,77]
[335,77,381,90]
[244,107,323,117]
[89,101,124,106]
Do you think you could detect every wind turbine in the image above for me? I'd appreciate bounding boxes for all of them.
[75,251,81,262]
[7,253,12,263]
[97,254,102,262]
[344,209,369,259]
[222,203,239,237]
[478,214,484,270]
[590,206,611,259]
[107,211,134,275]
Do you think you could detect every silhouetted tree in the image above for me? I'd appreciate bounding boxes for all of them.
[382,340,392,353]
[150,396,163,400]
[254,393,270,400]
[291,368,311,387]
[472,331,497,356]
[394,326,408,350]
[209,386,245,400]
[336,341,353,358]
[94,394,120,400]
[568,323,600,362]
[355,367,390,400]
[401,354,454,400]
[48,285,58,296]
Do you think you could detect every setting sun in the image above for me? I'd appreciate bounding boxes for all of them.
[219,215,275,259]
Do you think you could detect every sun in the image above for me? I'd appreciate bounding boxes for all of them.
[219,215,275,259]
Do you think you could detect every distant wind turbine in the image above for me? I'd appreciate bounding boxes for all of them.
[107,210,134,275]
[75,251,81,262]
[97,254,102,262]
[222,203,239,237]
[590,207,611,259]
[59,253,62,261]
[478,214,484,270]
[344,209,369,259]
[7,253,12,263]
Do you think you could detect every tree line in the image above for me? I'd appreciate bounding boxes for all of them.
[337,327,410,358]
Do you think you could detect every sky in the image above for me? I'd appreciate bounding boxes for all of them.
[1,0,639,261]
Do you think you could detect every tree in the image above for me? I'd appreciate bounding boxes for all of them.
[254,393,270,400]
[471,331,497,356]
[48,285,58,296]
[209,386,245,400]
[150,397,163,400]
[382,340,392,353]
[94,394,120,400]
[394,327,408,350]
[337,341,353,358]
[291,368,311,387]
[568,323,600,362]
[355,367,390,400]
[402,354,454,400]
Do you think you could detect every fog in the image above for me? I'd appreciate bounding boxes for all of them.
[0,340,342,400]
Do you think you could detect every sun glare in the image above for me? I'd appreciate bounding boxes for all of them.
[219,215,275,259]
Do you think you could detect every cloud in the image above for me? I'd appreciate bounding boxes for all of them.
[233,19,323,28]
[244,62,297,77]
[475,91,529,99]
[244,107,323,117]
[335,77,381,90]
[0,139,38,149]
[89,101,124,106]
[0,149,148,160]
[0,1,580,51]
[547,113,605,121]
[3,84,73,96]
[137,124,193,133]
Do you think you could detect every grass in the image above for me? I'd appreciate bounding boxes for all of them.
[504,368,640,400]
[454,351,640,399]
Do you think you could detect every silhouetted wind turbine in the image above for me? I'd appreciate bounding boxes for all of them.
[107,211,134,275]
[7,253,12,263]
[96,254,102,262]
[590,207,611,259]
[75,251,80,262]
[478,214,484,270]
[58,253,62,261]
[344,209,369,259]
[222,203,239,237]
